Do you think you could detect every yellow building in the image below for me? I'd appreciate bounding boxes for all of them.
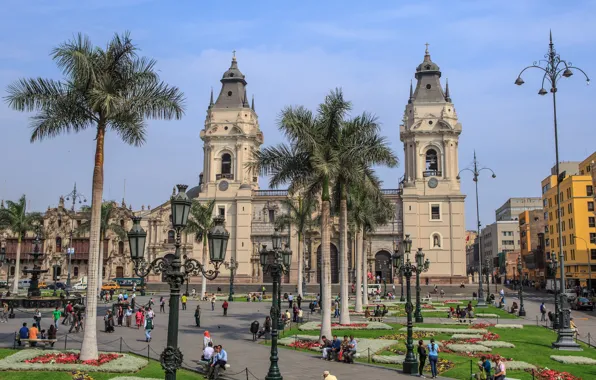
[541,152,596,289]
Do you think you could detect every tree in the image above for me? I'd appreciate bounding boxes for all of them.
[0,195,42,292]
[184,199,216,298]
[4,32,185,360]
[76,202,127,291]
[332,115,397,323]
[275,196,317,296]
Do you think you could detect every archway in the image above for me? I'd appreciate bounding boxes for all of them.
[375,250,392,283]
[316,243,339,284]
[116,266,124,278]
[162,253,175,282]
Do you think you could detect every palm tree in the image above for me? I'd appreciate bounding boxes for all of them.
[332,116,397,324]
[76,202,127,291]
[184,199,216,298]
[0,195,42,293]
[4,32,185,360]
[275,196,317,296]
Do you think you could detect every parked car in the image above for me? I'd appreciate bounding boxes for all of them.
[47,282,67,290]
[72,283,87,290]
[571,297,594,311]
[101,281,120,291]
[0,280,8,288]
[562,289,577,301]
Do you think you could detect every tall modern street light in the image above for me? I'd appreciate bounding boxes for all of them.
[515,31,589,350]
[414,248,430,323]
[127,184,229,380]
[549,257,560,329]
[457,152,496,307]
[517,256,526,316]
[224,257,239,301]
[572,234,593,292]
[393,234,429,375]
[260,230,292,380]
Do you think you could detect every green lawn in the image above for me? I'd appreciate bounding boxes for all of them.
[0,349,204,380]
[275,323,596,379]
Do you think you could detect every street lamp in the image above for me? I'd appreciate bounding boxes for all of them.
[127,184,228,380]
[458,151,496,307]
[517,256,526,316]
[393,234,420,375]
[224,258,239,301]
[260,231,292,380]
[572,234,592,292]
[414,248,430,323]
[515,31,588,350]
[549,257,560,330]
[484,258,491,304]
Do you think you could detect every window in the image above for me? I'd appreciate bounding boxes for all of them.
[550,225,553,234]
[10,266,15,276]
[564,251,567,261]
[571,249,575,260]
[568,203,573,214]
[561,208,564,217]
[589,201,594,212]
[544,212,548,221]
[58,219,62,228]
[549,212,553,221]
[591,249,596,261]
[588,185,594,196]
[562,236,566,246]
[73,267,79,277]
[502,240,515,245]
[425,149,438,171]
[118,241,124,255]
[218,206,225,217]
[120,219,125,228]
[570,234,575,244]
[562,221,565,231]
[102,267,107,278]
[77,220,82,227]
[430,204,441,220]
[549,198,552,208]
[589,217,595,228]
[167,230,175,244]
[569,218,573,229]
[268,209,275,223]
[566,188,572,199]
[55,237,62,252]
[560,192,563,202]
[221,153,232,175]
[591,233,596,244]
[543,198,548,207]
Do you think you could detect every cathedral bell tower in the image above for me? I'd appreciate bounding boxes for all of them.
[399,45,466,283]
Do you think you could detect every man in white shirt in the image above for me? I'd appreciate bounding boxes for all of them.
[288,293,294,308]
[202,342,214,361]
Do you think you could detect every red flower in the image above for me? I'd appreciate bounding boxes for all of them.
[25,352,121,366]
[288,340,321,349]
[471,323,495,329]
[317,323,369,328]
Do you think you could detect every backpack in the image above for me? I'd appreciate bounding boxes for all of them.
[146,318,153,330]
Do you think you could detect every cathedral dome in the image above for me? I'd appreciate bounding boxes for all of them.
[415,44,441,77]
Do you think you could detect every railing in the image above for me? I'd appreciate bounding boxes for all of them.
[423,170,442,177]
[381,189,402,195]
[215,173,234,180]
[252,190,288,197]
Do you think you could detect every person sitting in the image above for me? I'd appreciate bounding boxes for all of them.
[207,345,228,380]
[510,302,518,314]
[47,324,56,347]
[344,335,358,363]
[258,316,272,339]
[339,336,350,362]
[460,282,466,288]
[373,305,381,320]
[448,306,455,318]
[330,335,342,361]
[28,323,39,347]
[18,322,29,346]
[475,356,491,380]
[364,307,371,319]
[202,342,215,361]
[455,305,461,317]
[321,335,332,360]
[381,305,388,318]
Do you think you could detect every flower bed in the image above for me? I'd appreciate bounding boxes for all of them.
[299,321,393,331]
[443,300,462,304]
[451,334,484,340]
[0,350,147,372]
[476,313,499,318]
[532,368,581,380]
[379,331,435,340]
[372,355,404,364]
[400,327,488,334]
[480,341,515,348]
[471,323,495,329]
[502,361,536,371]
[494,324,523,329]
[446,343,492,353]
[550,355,596,365]
[288,340,322,350]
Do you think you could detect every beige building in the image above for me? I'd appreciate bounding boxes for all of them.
[481,221,520,263]
[496,197,543,222]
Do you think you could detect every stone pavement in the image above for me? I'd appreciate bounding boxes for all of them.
[0,296,444,380]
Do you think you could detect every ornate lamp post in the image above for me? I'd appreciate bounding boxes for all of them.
[517,256,526,316]
[224,258,239,301]
[458,152,496,307]
[414,248,430,323]
[515,32,588,350]
[260,230,292,380]
[549,257,560,330]
[127,184,228,380]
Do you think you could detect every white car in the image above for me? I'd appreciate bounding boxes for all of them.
[72,283,87,290]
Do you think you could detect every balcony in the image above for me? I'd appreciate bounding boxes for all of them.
[252,190,288,197]
[216,173,234,180]
[423,170,442,177]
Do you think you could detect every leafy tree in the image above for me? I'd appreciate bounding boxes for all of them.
[76,201,127,290]
[184,199,216,298]
[0,195,43,292]
[4,32,185,360]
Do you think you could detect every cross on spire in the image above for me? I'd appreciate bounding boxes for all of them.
[232,49,236,61]
[425,42,430,55]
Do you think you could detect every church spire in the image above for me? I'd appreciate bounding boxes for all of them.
[242,87,249,108]
[412,43,445,103]
[445,79,451,102]
[408,80,413,104]
[209,87,214,108]
[213,51,248,109]
[251,94,255,111]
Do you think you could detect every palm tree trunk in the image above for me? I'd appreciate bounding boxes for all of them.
[355,228,363,312]
[201,234,207,298]
[362,231,368,307]
[97,233,104,293]
[319,200,332,341]
[12,237,21,293]
[339,197,350,324]
[297,232,303,296]
[80,124,106,361]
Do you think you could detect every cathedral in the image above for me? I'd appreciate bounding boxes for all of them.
[0,48,467,287]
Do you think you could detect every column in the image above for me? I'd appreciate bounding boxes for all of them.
[234,144,239,181]
[442,139,449,179]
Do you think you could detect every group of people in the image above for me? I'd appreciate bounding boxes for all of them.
[17,321,57,347]
[417,338,440,378]
[364,305,388,321]
[448,302,475,320]
[201,331,229,380]
[475,355,507,380]
[321,335,358,363]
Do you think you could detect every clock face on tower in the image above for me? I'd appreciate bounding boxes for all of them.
[219,180,229,191]
[428,177,438,189]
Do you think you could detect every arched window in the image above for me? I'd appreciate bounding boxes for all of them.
[221,153,232,175]
[425,149,438,171]
[120,219,125,228]
[56,237,62,252]
[167,230,175,244]
[118,241,124,255]
[73,267,79,277]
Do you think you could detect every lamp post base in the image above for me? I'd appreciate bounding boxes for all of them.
[518,308,526,317]
[552,328,582,351]
[415,315,423,323]
[402,358,419,375]
[476,299,487,308]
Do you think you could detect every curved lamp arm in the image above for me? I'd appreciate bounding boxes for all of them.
[133,257,169,279]
[183,256,221,281]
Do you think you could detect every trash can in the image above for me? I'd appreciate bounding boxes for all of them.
[250,320,260,341]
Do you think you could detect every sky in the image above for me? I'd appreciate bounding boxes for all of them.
[0,0,595,230]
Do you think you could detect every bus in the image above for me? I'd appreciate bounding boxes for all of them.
[112,277,144,288]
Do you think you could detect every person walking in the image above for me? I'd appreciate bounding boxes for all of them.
[288,293,294,308]
[135,308,143,329]
[181,293,187,310]
[144,315,153,342]
[68,311,79,333]
[211,294,216,311]
[427,338,439,379]
[117,305,124,327]
[33,308,42,327]
[297,294,302,309]
[125,306,133,327]
[540,302,547,322]
[159,297,165,313]
[194,305,201,327]
[1,301,8,323]
[222,300,229,316]
[418,340,427,378]
[62,302,73,325]
[52,307,61,330]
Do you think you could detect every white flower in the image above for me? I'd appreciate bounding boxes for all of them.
[480,341,515,348]
[494,324,523,329]
[299,321,393,331]
[550,355,596,365]
[476,313,499,318]
[504,361,537,370]
[372,355,405,364]
[451,334,483,340]
[446,344,492,352]
[400,327,488,334]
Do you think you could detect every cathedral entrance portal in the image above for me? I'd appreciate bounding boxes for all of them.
[316,243,339,284]
[375,250,392,283]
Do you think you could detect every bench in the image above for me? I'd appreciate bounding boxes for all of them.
[451,318,476,324]
[421,297,432,304]
[17,338,57,347]
[368,317,385,322]
[199,359,231,371]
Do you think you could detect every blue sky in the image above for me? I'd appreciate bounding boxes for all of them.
[0,0,595,230]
